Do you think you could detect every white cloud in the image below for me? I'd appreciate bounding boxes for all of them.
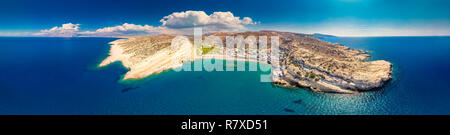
[79,23,176,37]
[160,11,256,32]
[33,11,257,37]
[34,23,80,37]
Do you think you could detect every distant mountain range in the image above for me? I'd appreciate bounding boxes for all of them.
[313,33,337,39]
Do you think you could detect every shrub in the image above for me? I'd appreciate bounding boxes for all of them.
[202,47,215,55]
[320,75,325,79]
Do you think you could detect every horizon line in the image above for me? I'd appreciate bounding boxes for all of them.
[1,35,450,38]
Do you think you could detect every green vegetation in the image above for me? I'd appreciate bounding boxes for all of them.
[297,72,302,77]
[202,47,215,55]
[319,74,325,79]
[305,72,320,81]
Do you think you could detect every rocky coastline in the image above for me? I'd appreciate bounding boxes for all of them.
[99,31,392,93]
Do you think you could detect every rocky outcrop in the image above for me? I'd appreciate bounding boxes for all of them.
[207,31,392,93]
[268,31,392,93]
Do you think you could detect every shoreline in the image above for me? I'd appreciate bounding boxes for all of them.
[99,39,267,81]
[98,31,392,94]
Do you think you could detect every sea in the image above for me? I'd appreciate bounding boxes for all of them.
[0,36,449,115]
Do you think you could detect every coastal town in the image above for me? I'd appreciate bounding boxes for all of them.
[99,31,392,94]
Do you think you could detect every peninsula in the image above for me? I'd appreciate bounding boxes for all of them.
[99,31,392,94]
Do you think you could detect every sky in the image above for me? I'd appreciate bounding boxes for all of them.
[0,0,449,37]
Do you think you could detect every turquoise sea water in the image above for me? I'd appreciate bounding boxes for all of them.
[0,36,449,115]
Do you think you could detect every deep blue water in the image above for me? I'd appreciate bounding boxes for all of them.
[0,36,449,115]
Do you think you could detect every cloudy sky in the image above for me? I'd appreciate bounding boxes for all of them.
[0,0,449,37]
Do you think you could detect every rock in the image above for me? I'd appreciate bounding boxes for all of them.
[268,31,392,93]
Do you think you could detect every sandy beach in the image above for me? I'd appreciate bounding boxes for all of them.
[99,37,265,80]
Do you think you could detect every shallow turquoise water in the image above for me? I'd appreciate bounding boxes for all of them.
[0,36,449,114]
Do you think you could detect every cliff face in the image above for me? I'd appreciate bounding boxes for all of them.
[100,31,392,93]
[99,35,194,80]
[266,31,392,93]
